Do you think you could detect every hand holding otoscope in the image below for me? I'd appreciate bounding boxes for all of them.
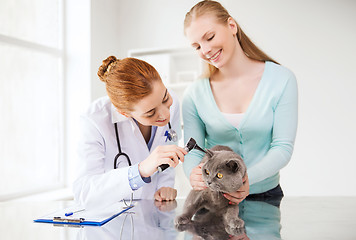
[138,138,205,178]
[157,138,206,172]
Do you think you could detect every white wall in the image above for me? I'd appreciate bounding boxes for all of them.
[90,0,195,100]
[90,0,356,196]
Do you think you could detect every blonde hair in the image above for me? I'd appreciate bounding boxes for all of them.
[97,56,161,112]
[184,0,278,78]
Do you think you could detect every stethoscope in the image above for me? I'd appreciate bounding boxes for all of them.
[164,122,178,142]
[119,212,134,240]
[113,121,177,206]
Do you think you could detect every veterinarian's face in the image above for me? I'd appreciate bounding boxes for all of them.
[129,81,173,127]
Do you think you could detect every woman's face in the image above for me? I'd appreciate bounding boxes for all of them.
[129,81,173,127]
[185,15,238,69]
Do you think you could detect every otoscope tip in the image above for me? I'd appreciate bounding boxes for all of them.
[184,137,206,153]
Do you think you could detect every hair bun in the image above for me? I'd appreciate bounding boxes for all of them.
[98,56,118,82]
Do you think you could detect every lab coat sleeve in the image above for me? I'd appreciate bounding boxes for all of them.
[155,167,175,191]
[128,163,151,190]
[73,115,133,209]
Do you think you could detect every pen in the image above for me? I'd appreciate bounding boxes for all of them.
[65,209,85,217]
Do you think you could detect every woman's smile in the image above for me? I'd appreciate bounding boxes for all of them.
[208,49,222,62]
[156,118,167,123]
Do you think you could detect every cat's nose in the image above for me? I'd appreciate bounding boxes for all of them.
[207,180,212,185]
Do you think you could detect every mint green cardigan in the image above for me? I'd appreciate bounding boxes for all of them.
[182,61,298,194]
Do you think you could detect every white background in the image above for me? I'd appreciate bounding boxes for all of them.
[3,0,355,201]
[88,0,356,197]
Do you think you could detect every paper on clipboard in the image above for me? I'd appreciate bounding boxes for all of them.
[34,201,134,226]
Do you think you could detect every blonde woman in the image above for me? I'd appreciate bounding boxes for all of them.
[182,0,298,205]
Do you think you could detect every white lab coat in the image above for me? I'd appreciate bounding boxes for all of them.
[73,91,181,209]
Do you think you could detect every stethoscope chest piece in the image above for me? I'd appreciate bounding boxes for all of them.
[165,122,178,142]
[165,129,178,142]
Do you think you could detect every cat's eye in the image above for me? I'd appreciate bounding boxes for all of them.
[205,169,210,175]
[216,173,223,179]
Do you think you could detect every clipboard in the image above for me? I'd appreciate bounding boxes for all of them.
[33,201,134,226]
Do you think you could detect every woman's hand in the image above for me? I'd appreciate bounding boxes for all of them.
[190,163,207,190]
[223,174,249,205]
[154,187,177,201]
[139,145,187,178]
[229,233,250,240]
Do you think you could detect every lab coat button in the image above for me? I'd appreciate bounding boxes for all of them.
[133,184,137,188]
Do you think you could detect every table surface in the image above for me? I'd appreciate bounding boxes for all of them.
[1,197,355,240]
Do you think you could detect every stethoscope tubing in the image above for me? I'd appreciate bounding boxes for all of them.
[113,121,176,169]
[114,122,134,207]
[113,121,176,207]
[119,212,134,240]
[114,122,132,168]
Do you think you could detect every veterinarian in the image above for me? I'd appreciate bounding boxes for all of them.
[182,0,298,204]
[73,56,187,209]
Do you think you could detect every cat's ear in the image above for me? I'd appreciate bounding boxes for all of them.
[205,149,214,158]
[226,160,239,173]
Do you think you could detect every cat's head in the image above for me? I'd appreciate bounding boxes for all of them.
[201,145,246,193]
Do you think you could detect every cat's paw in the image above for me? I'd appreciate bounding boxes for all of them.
[225,218,245,236]
[174,215,192,231]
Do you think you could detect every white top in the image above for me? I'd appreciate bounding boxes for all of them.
[73,90,181,209]
[221,112,245,129]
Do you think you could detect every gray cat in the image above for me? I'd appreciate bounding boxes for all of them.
[175,145,247,236]
[175,210,246,239]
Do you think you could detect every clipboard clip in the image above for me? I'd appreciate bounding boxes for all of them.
[53,216,85,224]
[53,223,83,228]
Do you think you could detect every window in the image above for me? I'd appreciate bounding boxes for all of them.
[0,0,64,200]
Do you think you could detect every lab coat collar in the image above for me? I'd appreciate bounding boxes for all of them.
[110,102,170,151]
[111,104,129,123]
[110,104,143,138]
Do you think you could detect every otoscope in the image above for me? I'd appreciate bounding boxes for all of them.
[157,137,206,172]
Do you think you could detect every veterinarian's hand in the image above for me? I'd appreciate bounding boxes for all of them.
[190,163,207,190]
[154,187,177,201]
[224,174,249,205]
[154,199,177,212]
[139,145,187,178]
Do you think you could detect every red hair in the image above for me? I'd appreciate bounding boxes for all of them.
[97,56,162,112]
